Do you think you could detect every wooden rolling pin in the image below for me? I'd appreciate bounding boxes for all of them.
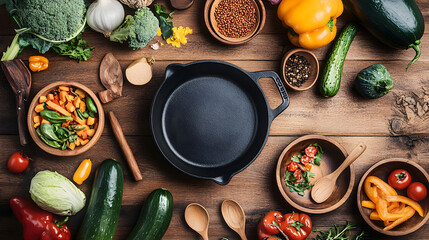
[108,111,142,181]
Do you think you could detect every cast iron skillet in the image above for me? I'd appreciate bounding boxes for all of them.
[151,60,289,185]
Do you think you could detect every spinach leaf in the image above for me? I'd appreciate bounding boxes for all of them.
[154,4,174,39]
[41,123,60,141]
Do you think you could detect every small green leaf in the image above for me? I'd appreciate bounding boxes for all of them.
[289,220,305,231]
[327,18,334,32]
[291,155,301,163]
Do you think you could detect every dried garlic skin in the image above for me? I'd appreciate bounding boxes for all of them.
[119,0,153,8]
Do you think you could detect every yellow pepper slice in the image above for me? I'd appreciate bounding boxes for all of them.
[385,195,424,217]
[362,200,376,209]
[29,56,49,72]
[384,206,416,231]
[73,159,92,185]
[365,176,398,196]
[370,210,408,221]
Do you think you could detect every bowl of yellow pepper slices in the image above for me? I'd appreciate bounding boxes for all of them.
[27,82,104,156]
[357,158,429,236]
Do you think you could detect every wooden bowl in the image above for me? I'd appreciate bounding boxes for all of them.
[281,49,319,91]
[276,135,355,214]
[204,0,266,45]
[357,158,429,236]
[27,82,104,156]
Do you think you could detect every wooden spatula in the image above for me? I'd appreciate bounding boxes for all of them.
[1,59,31,146]
[170,0,193,9]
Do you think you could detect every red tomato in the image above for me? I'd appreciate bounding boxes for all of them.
[288,162,298,172]
[8,152,29,173]
[300,155,311,165]
[407,182,427,201]
[388,169,411,190]
[305,146,318,158]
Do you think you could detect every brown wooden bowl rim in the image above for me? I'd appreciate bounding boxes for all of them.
[281,48,319,91]
[204,0,266,45]
[276,135,355,214]
[357,158,429,236]
[27,81,105,156]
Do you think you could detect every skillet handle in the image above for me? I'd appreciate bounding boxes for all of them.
[250,71,290,120]
[164,63,185,80]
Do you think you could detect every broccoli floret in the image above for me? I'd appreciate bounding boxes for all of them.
[110,7,159,50]
[15,0,86,42]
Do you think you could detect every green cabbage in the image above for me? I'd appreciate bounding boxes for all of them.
[29,170,86,216]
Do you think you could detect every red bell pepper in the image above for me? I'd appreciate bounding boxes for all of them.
[280,212,312,240]
[258,211,312,240]
[10,197,71,240]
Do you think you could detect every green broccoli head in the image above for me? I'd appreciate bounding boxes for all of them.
[15,0,86,42]
[128,7,159,49]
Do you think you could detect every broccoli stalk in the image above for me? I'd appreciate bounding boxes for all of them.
[110,7,159,50]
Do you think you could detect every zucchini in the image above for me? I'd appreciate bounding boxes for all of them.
[127,188,173,240]
[319,23,358,97]
[78,159,124,240]
[343,0,424,70]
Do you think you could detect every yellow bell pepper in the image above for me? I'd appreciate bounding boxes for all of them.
[73,159,92,185]
[28,56,49,72]
[277,0,344,49]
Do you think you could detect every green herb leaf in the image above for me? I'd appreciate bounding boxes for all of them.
[52,33,94,62]
[327,18,334,32]
[313,222,361,240]
[289,220,305,231]
[154,3,174,40]
[291,155,301,163]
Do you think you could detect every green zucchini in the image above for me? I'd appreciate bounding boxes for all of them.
[127,188,173,240]
[78,159,124,240]
[343,0,424,70]
[319,23,358,97]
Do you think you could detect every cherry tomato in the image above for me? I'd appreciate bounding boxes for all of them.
[300,155,311,165]
[8,152,29,173]
[407,182,427,201]
[305,146,318,158]
[388,169,411,190]
[288,162,298,172]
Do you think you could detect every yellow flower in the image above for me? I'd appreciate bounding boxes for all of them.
[166,26,192,48]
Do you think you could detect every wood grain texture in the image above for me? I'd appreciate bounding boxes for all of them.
[1,0,429,239]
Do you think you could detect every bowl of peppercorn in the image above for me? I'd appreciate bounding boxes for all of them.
[281,49,319,91]
[204,0,266,44]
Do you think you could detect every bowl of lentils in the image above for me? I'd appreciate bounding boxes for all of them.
[281,49,319,91]
[204,0,266,44]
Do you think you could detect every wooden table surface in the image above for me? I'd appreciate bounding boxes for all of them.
[1,1,429,239]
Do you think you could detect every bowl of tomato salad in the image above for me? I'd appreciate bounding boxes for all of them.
[276,135,355,214]
[28,82,104,156]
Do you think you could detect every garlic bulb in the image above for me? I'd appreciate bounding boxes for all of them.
[87,0,125,37]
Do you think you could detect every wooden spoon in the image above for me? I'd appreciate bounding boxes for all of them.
[221,199,247,240]
[311,143,366,203]
[185,203,209,240]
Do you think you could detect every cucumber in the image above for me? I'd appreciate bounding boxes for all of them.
[343,0,424,69]
[319,23,358,97]
[127,188,173,240]
[78,159,124,240]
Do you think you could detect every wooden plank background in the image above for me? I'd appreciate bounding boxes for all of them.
[0,0,428,239]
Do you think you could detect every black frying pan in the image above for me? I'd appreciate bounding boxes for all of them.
[151,60,289,185]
